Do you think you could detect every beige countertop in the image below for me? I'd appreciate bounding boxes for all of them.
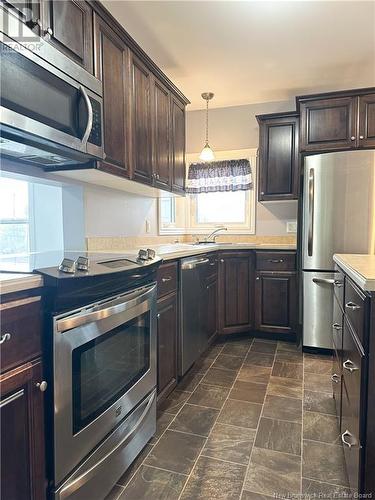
[0,273,44,296]
[334,254,375,292]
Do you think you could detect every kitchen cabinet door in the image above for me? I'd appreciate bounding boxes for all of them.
[254,272,297,334]
[0,360,46,500]
[299,96,357,152]
[358,93,375,149]
[153,79,171,190]
[42,0,93,72]
[257,113,299,201]
[157,292,178,401]
[94,14,130,177]
[203,276,218,344]
[130,53,153,185]
[170,95,186,194]
[218,252,253,335]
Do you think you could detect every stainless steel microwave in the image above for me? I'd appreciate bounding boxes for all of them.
[0,7,104,169]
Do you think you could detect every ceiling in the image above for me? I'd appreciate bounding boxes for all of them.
[104,1,375,110]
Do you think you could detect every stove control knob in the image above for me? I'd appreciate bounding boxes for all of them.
[137,249,148,261]
[147,248,156,260]
[58,258,76,274]
[76,256,89,271]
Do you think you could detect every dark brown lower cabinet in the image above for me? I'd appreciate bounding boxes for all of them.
[254,272,297,334]
[0,359,46,500]
[157,292,178,401]
[203,275,218,344]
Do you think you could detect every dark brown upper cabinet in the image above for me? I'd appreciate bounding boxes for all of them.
[42,0,93,72]
[129,52,153,185]
[257,112,299,201]
[170,95,186,194]
[297,89,375,152]
[93,13,130,177]
[152,78,172,190]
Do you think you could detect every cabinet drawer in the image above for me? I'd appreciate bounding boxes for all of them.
[332,294,343,354]
[333,266,345,310]
[0,297,42,374]
[344,279,366,346]
[255,251,296,271]
[157,262,178,298]
[341,381,361,493]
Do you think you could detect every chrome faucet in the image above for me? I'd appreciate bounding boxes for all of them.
[205,227,228,243]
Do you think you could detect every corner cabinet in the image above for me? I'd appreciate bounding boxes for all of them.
[257,112,299,201]
[297,89,375,152]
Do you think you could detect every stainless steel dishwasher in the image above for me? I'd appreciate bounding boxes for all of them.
[179,255,209,376]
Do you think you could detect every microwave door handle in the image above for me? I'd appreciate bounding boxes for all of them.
[80,85,93,146]
[308,168,315,257]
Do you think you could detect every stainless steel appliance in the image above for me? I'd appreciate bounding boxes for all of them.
[180,255,210,376]
[0,7,103,168]
[302,150,375,349]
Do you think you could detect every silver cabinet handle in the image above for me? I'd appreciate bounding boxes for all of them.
[157,313,160,319]
[308,167,315,257]
[161,277,172,283]
[345,301,360,311]
[0,333,11,344]
[209,262,216,266]
[334,280,344,288]
[359,135,364,140]
[256,276,260,281]
[343,359,359,373]
[341,429,357,448]
[260,191,265,195]
[36,381,48,392]
[332,323,342,330]
[331,374,340,383]
[80,85,93,146]
[312,278,335,285]
[267,259,284,263]
[350,136,356,141]
[44,27,53,37]
[220,259,225,263]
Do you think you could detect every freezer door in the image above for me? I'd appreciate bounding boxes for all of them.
[303,271,335,349]
[302,150,375,270]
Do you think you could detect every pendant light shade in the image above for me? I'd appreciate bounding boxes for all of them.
[199,92,215,162]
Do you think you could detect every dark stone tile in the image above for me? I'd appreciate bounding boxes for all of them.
[104,484,123,500]
[302,478,353,498]
[241,491,273,500]
[194,355,214,371]
[229,380,267,404]
[202,423,255,465]
[158,390,191,415]
[218,399,262,429]
[244,447,301,497]
[212,353,243,371]
[221,342,251,357]
[277,341,300,352]
[238,364,272,384]
[120,465,186,500]
[302,440,349,486]
[249,341,277,354]
[169,404,219,437]
[117,444,153,486]
[304,390,336,415]
[262,395,302,423]
[202,367,237,388]
[180,456,246,500]
[145,429,205,475]
[255,417,302,455]
[275,350,303,364]
[304,411,340,444]
[304,352,333,362]
[188,383,230,409]
[304,357,333,375]
[267,376,303,399]
[177,370,205,392]
[150,412,175,444]
[304,373,332,393]
[244,351,274,367]
[205,345,224,359]
[272,361,303,380]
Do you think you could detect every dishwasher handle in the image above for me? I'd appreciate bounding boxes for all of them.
[181,258,210,270]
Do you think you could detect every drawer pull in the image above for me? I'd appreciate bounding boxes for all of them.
[345,301,360,311]
[341,429,357,448]
[267,259,284,263]
[0,333,11,344]
[161,277,172,283]
[36,381,48,392]
[209,262,216,266]
[334,280,344,288]
[157,313,161,319]
[332,323,342,331]
[331,373,340,383]
[343,359,359,373]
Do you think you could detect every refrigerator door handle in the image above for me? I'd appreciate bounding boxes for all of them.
[312,278,335,285]
[308,168,315,257]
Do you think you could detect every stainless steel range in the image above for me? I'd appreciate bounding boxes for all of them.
[0,249,161,499]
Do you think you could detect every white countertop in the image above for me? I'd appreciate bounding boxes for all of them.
[334,254,375,292]
[0,273,44,295]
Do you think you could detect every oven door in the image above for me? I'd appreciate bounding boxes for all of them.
[53,283,157,486]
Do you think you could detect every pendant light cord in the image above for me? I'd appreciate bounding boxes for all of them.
[205,97,209,144]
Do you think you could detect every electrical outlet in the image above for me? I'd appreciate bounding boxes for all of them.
[145,220,151,233]
[286,220,297,233]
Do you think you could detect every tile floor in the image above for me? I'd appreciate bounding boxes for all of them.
[106,336,352,500]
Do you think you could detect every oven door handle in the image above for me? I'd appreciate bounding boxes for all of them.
[58,390,156,499]
[56,284,156,333]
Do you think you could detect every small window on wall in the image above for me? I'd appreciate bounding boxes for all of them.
[160,198,176,227]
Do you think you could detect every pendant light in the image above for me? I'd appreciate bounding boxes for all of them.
[199,92,215,162]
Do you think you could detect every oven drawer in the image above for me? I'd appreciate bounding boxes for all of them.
[255,251,296,271]
[341,381,361,494]
[0,296,42,374]
[333,265,345,310]
[344,279,366,346]
[157,262,178,298]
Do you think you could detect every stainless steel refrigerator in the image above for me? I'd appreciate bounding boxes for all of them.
[302,150,375,349]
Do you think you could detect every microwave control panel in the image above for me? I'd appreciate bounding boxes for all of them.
[88,98,102,147]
